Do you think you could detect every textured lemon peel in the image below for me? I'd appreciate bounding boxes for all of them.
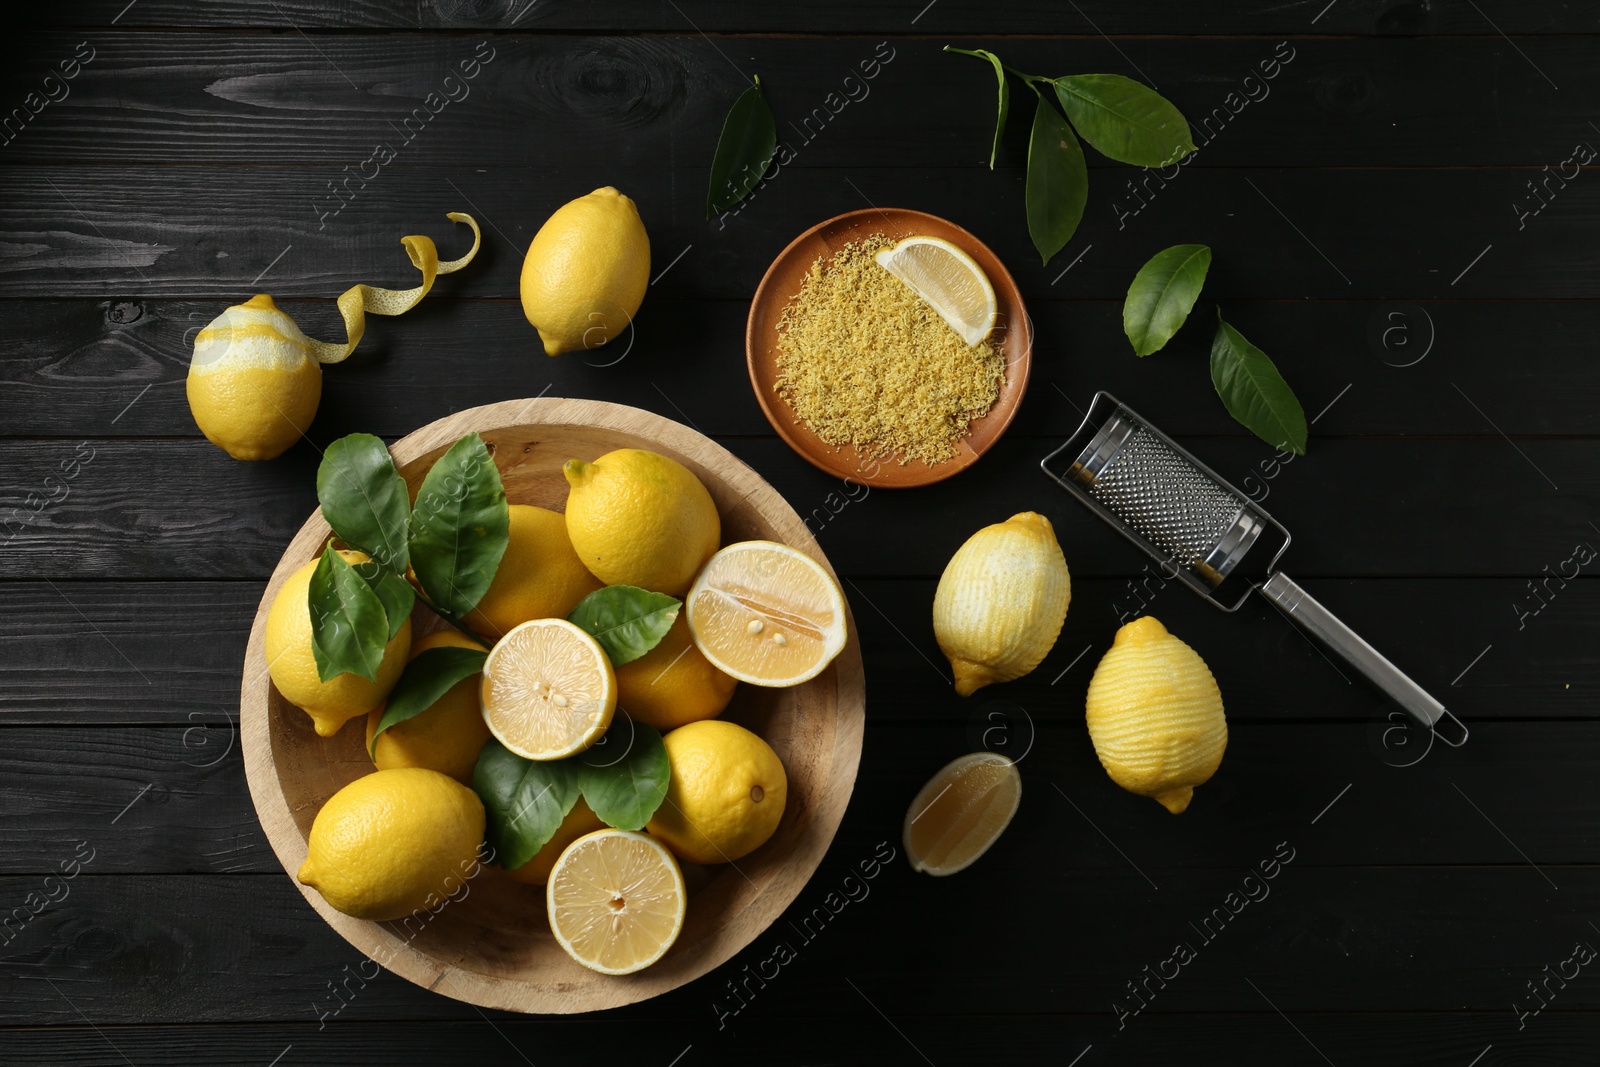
[308,211,482,364]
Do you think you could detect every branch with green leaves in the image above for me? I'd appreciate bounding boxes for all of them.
[946,47,1196,265]
[1122,244,1308,455]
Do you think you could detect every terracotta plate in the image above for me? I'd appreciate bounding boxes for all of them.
[746,207,1032,488]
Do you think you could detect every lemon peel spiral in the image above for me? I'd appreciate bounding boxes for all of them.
[185,212,481,461]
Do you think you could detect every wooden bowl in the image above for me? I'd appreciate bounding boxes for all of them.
[746,207,1032,488]
[240,398,865,1013]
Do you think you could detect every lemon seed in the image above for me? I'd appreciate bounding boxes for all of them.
[747,619,764,635]
[772,633,788,647]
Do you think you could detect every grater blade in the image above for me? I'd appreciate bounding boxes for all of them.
[1041,391,1466,747]
[1041,392,1288,611]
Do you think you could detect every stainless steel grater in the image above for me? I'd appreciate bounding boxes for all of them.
[1042,391,1467,746]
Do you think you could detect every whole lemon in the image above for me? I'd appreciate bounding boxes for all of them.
[298,768,486,921]
[366,630,491,784]
[615,613,738,732]
[645,720,786,865]
[933,511,1071,696]
[520,187,649,357]
[503,797,606,886]
[265,550,411,738]
[462,504,602,640]
[1085,616,1227,814]
[187,294,321,460]
[563,449,720,596]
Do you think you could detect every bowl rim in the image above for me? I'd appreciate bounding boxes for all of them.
[745,206,1033,489]
[240,397,866,1013]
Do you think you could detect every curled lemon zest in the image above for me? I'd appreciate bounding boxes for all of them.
[307,212,482,365]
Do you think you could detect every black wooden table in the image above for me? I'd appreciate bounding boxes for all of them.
[4,2,1599,1064]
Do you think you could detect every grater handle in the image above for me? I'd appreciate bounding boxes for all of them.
[1261,572,1468,747]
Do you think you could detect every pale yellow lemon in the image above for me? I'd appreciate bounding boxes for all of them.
[520,187,649,356]
[562,448,720,596]
[463,505,602,640]
[186,294,320,461]
[366,630,491,784]
[615,613,738,731]
[297,768,485,922]
[645,720,786,865]
[547,829,686,975]
[1085,616,1227,814]
[933,511,1071,696]
[265,550,411,738]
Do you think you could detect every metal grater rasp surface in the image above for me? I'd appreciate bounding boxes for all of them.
[1085,422,1248,566]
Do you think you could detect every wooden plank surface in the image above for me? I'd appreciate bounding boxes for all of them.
[2,2,1597,1061]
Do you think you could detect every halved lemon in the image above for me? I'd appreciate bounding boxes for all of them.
[547,829,687,975]
[480,618,616,760]
[903,752,1020,876]
[873,235,998,347]
[686,540,848,688]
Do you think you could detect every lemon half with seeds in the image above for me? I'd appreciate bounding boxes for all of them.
[480,618,616,761]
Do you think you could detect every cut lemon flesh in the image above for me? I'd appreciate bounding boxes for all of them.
[903,752,1020,876]
[686,540,848,687]
[480,618,616,760]
[547,829,687,975]
[873,235,998,347]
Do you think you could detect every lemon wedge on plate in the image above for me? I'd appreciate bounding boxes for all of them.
[873,235,998,347]
[547,829,687,975]
[903,751,1020,876]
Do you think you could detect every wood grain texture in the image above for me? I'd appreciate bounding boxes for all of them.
[6,720,1600,880]
[6,298,1600,440]
[14,0,1600,34]
[2,1014,1597,1067]
[5,435,1598,581]
[2,163,1596,300]
[239,398,865,1013]
[7,577,1595,727]
[2,34,1598,167]
[4,865,1599,1023]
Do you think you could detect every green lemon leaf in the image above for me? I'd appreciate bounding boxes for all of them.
[316,434,410,574]
[1052,74,1196,169]
[954,48,1010,169]
[351,561,415,641]
[575,717,670,831]
[1124,244,1212,356]
[707,75,778,218]
[369,645,487,755]
[473,739,580,871]
[1025,94,1088,265]
[1210,311,1308,455]
[407,433,509,620]
[566,586,681,667]
[308,544,390,683]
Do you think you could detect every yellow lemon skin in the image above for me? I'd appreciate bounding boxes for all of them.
[615,613,738,732]
[186,294,322,460]
[503,797,606,886]
[933,511,1071,696]
[265,550,411,738]
[520,187,649,357]
[297,768,486,922]
[645,720,786,865]
[1085,616,1227,814]
[563,449,720,596]
[463,505,602,640]
[366,630,491,784]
